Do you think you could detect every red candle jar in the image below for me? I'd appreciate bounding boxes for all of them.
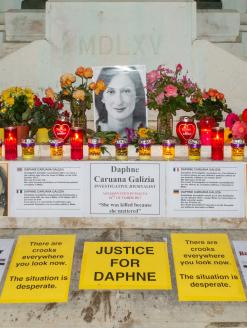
[176,116,196,145]
[4,127,17,160]
[199,116,216,145]
[211,127,224,160]
[70,127,83,160]
[52,116,71,143]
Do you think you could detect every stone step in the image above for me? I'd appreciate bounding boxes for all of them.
[197,9,240,42]
[240,13,247,24]
[213,41,245,58]
[240,24,247,32]
[0,42,30,59]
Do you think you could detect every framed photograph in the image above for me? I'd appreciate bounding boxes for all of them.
[93,65,147,136]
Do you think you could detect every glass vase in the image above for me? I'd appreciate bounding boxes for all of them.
[157,111,173,139]
[70,99,87,131]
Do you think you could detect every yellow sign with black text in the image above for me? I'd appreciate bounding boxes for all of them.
[79,241,172,290]
[171,233,246,301]
[0,235,76,303]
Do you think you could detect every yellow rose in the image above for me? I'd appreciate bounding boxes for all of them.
[83,67,93,79]
[138,128,149,138]
[72,89,85,101]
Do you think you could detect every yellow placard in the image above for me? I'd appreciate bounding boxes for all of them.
[171,233,246,302]
[0,234,76,303]
[79,241,172,290]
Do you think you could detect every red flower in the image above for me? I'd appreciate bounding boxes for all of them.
[56,101,64,110]
[34,96,42,107]
[42,97,55,107]
[242,108,247,123]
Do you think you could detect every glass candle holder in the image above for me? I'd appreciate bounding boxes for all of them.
[21,138,35,160]
[138,138,152,160]
[199,116,216,145]
[88,137,102,160]
[188,139,201,160]
[4,127,17,160]
[0,139,2,159]
[176,116,196,145]
[231,138,245,161]
[211,127,224,160]
[49,139,64,160]
[162,139,175,160]
[115,138,128,160]
[70,127,83,160]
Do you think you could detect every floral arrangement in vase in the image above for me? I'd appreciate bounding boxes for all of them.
[0,87,35,126]
[190,88,231,123]
[224,109,247,144]
[30,90,66,142]
[146,64,197,138]
[56,66,106,130]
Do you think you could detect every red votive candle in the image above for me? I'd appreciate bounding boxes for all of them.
[70,127,83,160]
[4,126,17,160]
[211,127,224,160]
[199,116,216,145]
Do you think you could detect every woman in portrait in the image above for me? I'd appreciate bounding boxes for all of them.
[95,66,147,136]
[0,166,7,216]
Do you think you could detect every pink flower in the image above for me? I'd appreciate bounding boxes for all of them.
[176,64,182,72]
[225,113,240,129]
[202,91,209,100]
[155,92,164,105]
[164,84,178,97]
[147,70,159,84]
[232,121,247,139]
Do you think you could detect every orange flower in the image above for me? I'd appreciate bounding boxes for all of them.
[207,88,217,98]
[72,89,85,101]
[75,66,84,77]
[45,87,55,100]
[216,92,224,101]
[83,67,93,79]
[89,82,96,90]
[63,89,69,96]
[60,73,76,87]
[96,80,106,91]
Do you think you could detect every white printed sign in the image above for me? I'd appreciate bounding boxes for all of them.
[233,241,247,286]
[90,162,162,216]
[0,239,14,286]
[166,162,245,218]
[9,162,86,217]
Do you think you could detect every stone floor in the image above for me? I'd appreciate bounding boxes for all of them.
[0,228,247,328]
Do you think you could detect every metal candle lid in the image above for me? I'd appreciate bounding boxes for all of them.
[115,138,128,148]
[162,139,176,147]
[49,139,64,147]
[138,138,152,146]
[21,138,35,147]
[179,116,194,123]
[188,139,201,148]
[88,137,102,146]
[231,138,245,148]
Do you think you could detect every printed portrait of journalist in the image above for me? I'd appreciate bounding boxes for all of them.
[94,66,147,136]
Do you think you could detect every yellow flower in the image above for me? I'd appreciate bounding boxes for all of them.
[0,108,7,113]
[224,127,232,144]
[72,89,85,101]
[96,80,106,91]
[6,97,14,106]
[138,128,149,138]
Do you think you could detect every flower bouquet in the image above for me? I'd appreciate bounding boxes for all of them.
[146,64,197,138]
[224,109,247,144]
[57,66,106,130]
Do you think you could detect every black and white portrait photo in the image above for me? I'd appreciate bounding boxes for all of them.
[0,164,7,216]
[94,65,147,136]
